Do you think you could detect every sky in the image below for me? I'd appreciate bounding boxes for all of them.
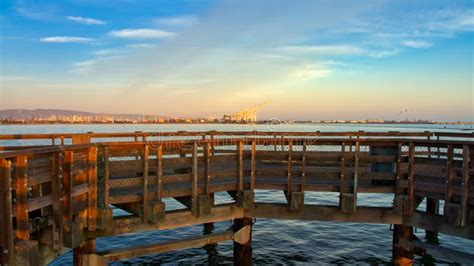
[0,0,473,122]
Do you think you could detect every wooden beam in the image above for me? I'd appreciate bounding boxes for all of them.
[444,145,454,206]
[407,142,415,215]
[404,211,474,240]
[192,142,198,215]
[87,147,97,231]
[15,155,29,240]
[0,159,14,265]
[237,141,243,192]
[142,144,149,222]
[100,229,234,261]
[156,145,163,201]
[103,147,110,206]
[251,141,256,191]
[460,145,470,227]
[301,141,307,192]
[205,142,211,195]
[247,203,402,224]
[287,140,292,193]
[339,142,345,197]
[399,239,474,264]
[51,153,63,250]
[63,151,74,221]
[395,142,402,195]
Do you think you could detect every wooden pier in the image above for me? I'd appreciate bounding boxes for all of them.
[0,131,473,265]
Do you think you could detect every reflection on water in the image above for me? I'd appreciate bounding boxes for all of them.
[2,124,472,265]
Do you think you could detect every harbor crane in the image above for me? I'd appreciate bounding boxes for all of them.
[223,100,271,123]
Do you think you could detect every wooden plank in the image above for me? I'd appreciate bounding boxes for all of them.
[407,142,415,215]
[142,145,149,222]
[14,155,29,240]
[51,152,63,250]
[353,142,360,196]
[0,159,13,265]
[205,142,211,195]
[301,141,307,192]
[445,145,454,204]
[63,151,74,221]
[87,147,97,231]
[192,143,198,214]
[156,145,163,201]
[237,141,243,192]
[100,230,235,261]
[287,141,292,192]
[251,141,256,191]
[460,145,470,226]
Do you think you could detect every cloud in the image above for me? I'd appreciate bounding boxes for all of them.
[67,16,106,25]
[40,36,94,43]
[293,65,332,79]
[154,15,198,27]
[108,28,175,39]
[126,43,157,49]
[279,45,365,56]
[402,40,432,49]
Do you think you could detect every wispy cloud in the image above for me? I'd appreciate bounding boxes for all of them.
[108,28,175,39]
[126,43,157,49]
[293,64,332,79]
[402,40,432,49]
[154,15,198,27]
[279,45,365,56]
[67,16,106,25]
[15,3,58,21]
[40,36,94,43]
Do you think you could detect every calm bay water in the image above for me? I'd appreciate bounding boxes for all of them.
[1,123,473,265]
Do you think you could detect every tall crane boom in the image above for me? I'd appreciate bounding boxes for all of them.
[224,100,271,123]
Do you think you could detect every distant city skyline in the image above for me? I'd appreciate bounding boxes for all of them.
[0,0,473,122]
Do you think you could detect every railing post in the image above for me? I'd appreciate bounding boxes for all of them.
[407,142,415,216]
[339,142,346,201]
[460,144,471,226]
[87,147,97,231]
[250,140,256,191]
[156,145,163,201]
[142,144,149,222]
[301,141,307,193]
[287,140,292,193]
[205,142,211,195]
[14,155,29,240]
[51,152,63,250]
[0,159,13,265]
[237,141,243,192]
[192,142,198,216]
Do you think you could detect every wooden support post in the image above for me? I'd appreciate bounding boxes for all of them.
[392,224,414,266]
[287,141,292,193]
[142,144,149,222]
[103,147,110,207]
[203,222,217,263]
[460,145,471,227]
[156,145,163,201]
[87,147,97,231]
[14,156,29,241]
[73,239,96,266]
[192,142,198,215]
[445,145,454,205]
[250,141,256,191]
[353,142,359,197]
[407,142,415,215]
[425,198,439,244]
[0,159,14,265]
[205,142,211,195]
[51,153,63,250]
[339,142,345,199]
[237,141,243,192]
[443,145,462,225]
[233,217,253,266]
[301,141,307,192]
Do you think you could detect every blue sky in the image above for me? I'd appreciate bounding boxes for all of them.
[0,0,472,121]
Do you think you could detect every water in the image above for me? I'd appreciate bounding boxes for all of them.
[1,123,473,265]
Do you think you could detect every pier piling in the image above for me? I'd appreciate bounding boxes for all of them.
[233,217,253,266]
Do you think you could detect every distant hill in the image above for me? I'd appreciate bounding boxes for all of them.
[0,109,167,121]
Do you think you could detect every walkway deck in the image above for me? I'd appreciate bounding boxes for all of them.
[0,131,473,265]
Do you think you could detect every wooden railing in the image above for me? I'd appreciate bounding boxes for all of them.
[0,132,473,265]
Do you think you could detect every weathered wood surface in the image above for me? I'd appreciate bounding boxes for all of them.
[0,132,472,265]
